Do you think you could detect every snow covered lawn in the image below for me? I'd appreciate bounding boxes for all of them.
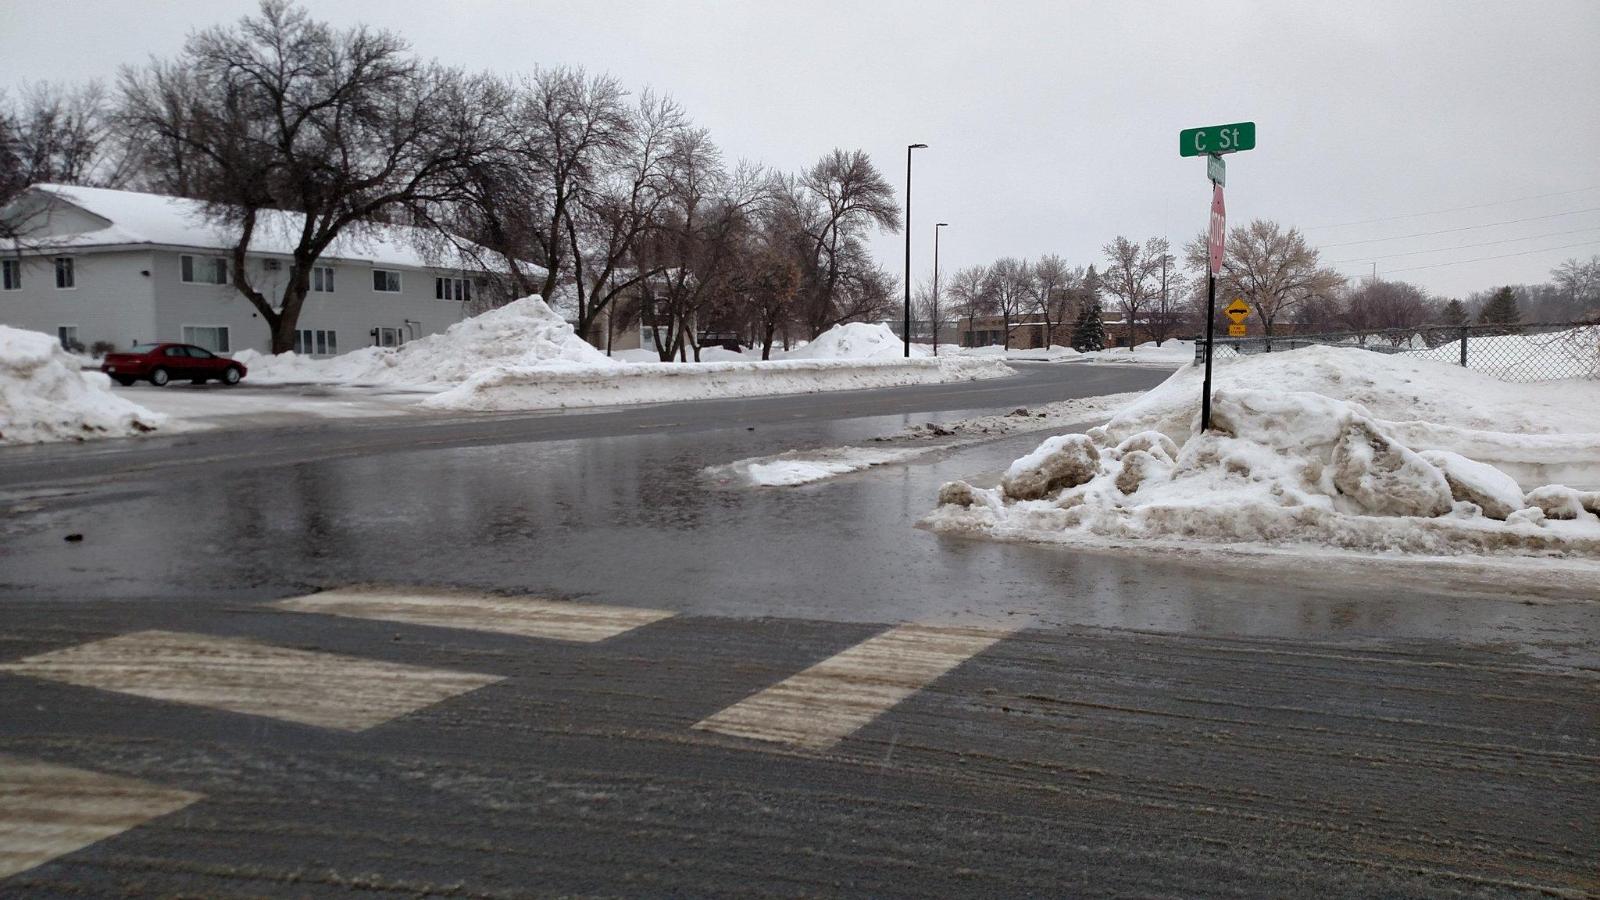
[236,302,1012,411]
[927,346,1600,562]
[0,326,165,444]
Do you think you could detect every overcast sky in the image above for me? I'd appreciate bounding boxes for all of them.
[3,0,1597,298]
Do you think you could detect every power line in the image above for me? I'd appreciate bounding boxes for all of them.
[1305,185,1600,230]
[1329,225,1600,266]
[1319,207,1600,248]
[1374,240,1600,275]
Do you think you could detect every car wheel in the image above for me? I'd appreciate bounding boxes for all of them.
[222,366,242,385]
[114,376,135,387]
[149,368,170,387]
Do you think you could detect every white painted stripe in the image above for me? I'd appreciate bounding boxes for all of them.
[0,630,503,732]
[0,754,202,879]
[694,624,1012,751]
[273,588,675,643]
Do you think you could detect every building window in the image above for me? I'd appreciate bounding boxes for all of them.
[294,329,338,356]
[372,269,402,293]
[57,326,80,351]
[54,257,75,289]
[1,259,19,290]
[312,266,335,293]
[374,326,405,348]
[181,325,231,353]
[180,254,228,285]
[435,276,471,302]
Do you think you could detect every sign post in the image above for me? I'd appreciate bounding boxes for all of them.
[1202,181,1225,432]
[1186,120,1255,432]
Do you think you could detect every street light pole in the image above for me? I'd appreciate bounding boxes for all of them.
[933,222,948,356]
[904,143,927,357]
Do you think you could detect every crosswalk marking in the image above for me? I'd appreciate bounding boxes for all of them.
[0,630,502,732]
[273,588,676,643]
[694,624,1013,751]
[0,754,202,879]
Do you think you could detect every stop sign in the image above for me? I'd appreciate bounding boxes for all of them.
[1208,184,1226,275]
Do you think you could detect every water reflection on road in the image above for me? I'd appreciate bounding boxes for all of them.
[5,410,1596,666]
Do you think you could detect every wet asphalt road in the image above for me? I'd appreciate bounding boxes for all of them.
[1,362,1597,897]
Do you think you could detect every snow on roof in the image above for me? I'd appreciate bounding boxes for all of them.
[11,184,544,277]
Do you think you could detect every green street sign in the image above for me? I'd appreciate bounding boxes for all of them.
[1207,153,1225,186]
[1180,121,1256,157]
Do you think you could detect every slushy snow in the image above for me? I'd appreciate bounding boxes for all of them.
[927,346,1600,559]
[0,325,165,443]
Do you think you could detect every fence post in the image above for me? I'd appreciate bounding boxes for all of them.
[1458,326,1468,368]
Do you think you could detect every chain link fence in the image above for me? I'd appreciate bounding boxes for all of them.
[1198,322,1600,383]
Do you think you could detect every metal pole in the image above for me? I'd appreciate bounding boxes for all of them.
[933,223,946,356]
[1202,270,1216,431]
[903,143,926,358]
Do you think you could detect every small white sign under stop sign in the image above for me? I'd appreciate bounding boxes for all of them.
[1208,184,1225,275]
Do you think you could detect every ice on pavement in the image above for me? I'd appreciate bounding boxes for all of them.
[0,325,165,444]
[927,345,1600,559]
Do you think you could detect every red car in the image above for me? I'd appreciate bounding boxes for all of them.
[101,343,248,387]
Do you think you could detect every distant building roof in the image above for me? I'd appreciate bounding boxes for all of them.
[5,183,545,278]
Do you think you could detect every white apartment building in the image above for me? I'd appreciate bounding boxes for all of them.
[0,184,536,356]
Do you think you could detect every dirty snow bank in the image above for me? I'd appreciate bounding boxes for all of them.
[927,346,1600,559]
[424,356,1012,411]
[779,323,929,360]
[235,295,614,387]
[0,325,165,443]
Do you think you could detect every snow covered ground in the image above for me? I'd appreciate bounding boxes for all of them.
[234,302,1010,412]
[1076,340,1195,366]
[0,326,166,444]
[926,346,1600,564]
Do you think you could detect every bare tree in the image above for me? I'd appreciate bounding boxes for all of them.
[989,257,1033,350]
[636,135,767,361]
[120,1,496,352]
[1146,239,1187,345]
[1030,254,1078,349]
[1101,236,1163,349]
[948,264,994,346]
[565,91,689,345]
[1186,219,1344,343]
[780,149,900,337]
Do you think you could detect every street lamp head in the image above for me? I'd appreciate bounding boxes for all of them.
[936,222,949,227]
[909,143,928,150]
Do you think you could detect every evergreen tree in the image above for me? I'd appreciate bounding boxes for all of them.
[1439,297,1468,327]
[1072,299,1106,351]
[1477,286,1522,333]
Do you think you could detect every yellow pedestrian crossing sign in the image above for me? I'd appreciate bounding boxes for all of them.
[1225,298,1250,323]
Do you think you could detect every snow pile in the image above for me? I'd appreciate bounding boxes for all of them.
[0,325,164,443]
[927,346,1600,559]
[779,323,930,360]
[236,296,614,387]
[424,356,1012,411]
[958,345,1082,362]
[1079,340,1195,367]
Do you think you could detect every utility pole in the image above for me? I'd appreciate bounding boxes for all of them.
[903,143,927,357]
